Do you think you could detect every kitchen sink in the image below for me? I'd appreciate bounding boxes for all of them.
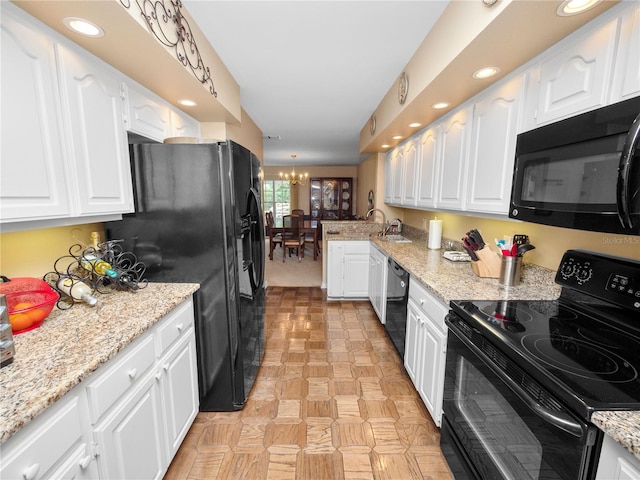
[383,235,412,243]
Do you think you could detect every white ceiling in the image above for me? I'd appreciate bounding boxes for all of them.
[182,1,449,167]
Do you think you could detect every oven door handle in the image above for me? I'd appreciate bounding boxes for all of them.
[617,112,640,228]
[452,325,587,440]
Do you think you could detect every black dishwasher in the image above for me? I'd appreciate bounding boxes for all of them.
[384,258,409,358]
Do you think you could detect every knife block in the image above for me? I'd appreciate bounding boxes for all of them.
[470,247,502,278]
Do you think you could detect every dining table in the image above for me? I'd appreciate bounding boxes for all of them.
[268,219,320,261]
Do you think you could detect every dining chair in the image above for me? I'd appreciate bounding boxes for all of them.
[281,214,305,262]
[291,209,315,255]
[265,212,282,259]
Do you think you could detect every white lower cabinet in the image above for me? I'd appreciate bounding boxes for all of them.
[0,297,198,480]
[404,280,448,427]
[327,241,370,299]
[368,244,387,322]
[93,372,166,480]
[596,434,640,480]
[0,390,97,480]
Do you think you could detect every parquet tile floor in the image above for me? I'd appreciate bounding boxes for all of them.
[165,287,454,480]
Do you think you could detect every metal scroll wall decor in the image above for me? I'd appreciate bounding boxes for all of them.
[119,0,217,98]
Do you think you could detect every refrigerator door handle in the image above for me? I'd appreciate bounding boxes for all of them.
[247,188,265,293]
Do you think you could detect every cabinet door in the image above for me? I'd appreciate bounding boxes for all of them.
[611,3,640,102]
[417,323,446,427]
[57,44,134,216]
[535,18,618,125]
[437,107,471,210]
[123,82,171,142]
[416,125,440,209]
[368,253,380,314]
[94,374,166,480]
[402,139,419,206]
[391,148,404,205]
[404,300,421,384]
[0,9,71,222]
[384,151,393,204]
[159,329,199,458]
[326,242,344,298]
[467,74,524,215]
[368,248,386,322]
[343,253,370,297]
[596,434,640,480]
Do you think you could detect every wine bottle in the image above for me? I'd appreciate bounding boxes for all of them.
[56,277,97,306]
[81,255,118,278]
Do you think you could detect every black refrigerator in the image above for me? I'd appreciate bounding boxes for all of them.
[105,140,265,411]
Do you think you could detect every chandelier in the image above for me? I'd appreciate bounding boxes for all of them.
[279,154,308,186]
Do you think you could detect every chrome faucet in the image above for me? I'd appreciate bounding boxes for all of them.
[366,208,388,236]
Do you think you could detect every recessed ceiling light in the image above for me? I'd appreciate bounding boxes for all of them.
[409,122,421,128]
[557,0,602,16]
[63,17,104,37]
[392,135,403,140]
[381,144,390,148]
[432,102,450,109]
[472,67,500,79]
[178,99,197,107]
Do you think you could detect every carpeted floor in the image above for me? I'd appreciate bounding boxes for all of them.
[265,240,322,287]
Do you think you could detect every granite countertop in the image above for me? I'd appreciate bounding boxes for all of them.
[0,282,199,444]
[324,221,640,460]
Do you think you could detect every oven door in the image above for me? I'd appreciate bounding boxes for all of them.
[442,316,601,480]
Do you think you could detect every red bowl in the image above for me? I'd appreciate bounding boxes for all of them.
[6,289,58,334]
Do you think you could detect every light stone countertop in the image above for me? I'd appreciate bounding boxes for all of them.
[0,282,199,444]
[324,220,640,460]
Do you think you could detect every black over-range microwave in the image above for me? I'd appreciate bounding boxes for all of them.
[509,96,640,235]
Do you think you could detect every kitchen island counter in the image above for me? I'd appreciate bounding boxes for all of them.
[0,282,199,444]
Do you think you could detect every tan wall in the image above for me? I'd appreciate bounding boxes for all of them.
[263,165,358,214]
[401,210,640,270]
[356,154,377,218]
[0,223,104,279]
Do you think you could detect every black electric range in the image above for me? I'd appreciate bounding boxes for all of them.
[449,249,640,421]
[443,249,640,480]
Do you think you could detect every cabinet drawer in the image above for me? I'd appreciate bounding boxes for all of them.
[343,241,370,255]
[86,334,155,423]
[155,299,194,357]
[409,280,448,331]
[0,393,84,480]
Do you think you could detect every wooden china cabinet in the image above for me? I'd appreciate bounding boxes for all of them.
[310,178,353,220]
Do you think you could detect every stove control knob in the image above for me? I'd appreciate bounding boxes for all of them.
[559,260,576,279]
[576,266,593,284]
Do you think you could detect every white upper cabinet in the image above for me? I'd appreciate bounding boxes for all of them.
[0,8,71,222]
[533,16,618,126]
[123,82,171,143]
[391,147,404,205]
[467,74,525,215]
[611,2,640,102]
[416,125,440,209]
[57,44,134,217]
[437,107,471,211]
[401,139,419,207]
[384,147,404,205]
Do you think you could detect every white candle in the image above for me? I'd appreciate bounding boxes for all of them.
[428,218,442,249]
